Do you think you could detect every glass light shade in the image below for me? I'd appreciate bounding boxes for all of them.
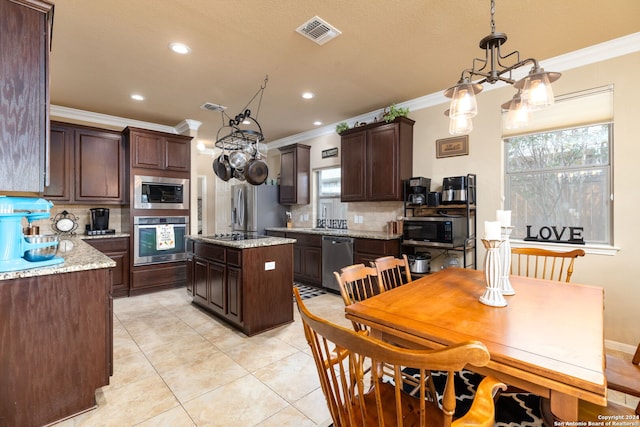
[449,84,478,118]
[520,72,555,109]
[504,95,532,130]
[449,114,473,135]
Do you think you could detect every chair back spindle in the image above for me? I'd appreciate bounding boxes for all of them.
[374,254,412,291]
[510,247,585,282]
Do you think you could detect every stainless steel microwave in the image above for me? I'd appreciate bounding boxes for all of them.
[402,216,468,248]
[133,175,189,210]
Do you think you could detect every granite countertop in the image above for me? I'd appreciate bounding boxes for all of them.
[0,237,116,281]
[187,235,296,249]
[265,227,402,240]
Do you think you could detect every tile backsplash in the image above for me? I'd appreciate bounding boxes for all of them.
[289,201,403,232]
[29,204,126,235]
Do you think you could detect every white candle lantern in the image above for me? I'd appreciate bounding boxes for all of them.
[479,239,508,307]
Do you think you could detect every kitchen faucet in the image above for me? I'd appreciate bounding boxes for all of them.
[323,206,328,229]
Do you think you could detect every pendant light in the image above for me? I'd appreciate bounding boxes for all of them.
[444,0,561,134]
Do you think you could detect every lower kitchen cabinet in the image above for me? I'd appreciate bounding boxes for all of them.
[187,239,293,336]
[0,267,112,426]
[286,232,322,286]
[130,261,187,296]
[86,237,130,297]
[354,237,401,266]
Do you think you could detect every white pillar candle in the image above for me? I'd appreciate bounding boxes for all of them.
[484,221,502,240]
[496,210,512,227]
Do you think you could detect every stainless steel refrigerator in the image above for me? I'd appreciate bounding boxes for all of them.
[231,184,285,235]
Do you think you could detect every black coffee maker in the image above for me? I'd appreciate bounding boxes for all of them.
[405,177,430,206]
[87,208,114,235]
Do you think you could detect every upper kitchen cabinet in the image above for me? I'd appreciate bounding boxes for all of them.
[125,127,192,174]
[278,144,310,205]
[45,122,126,204]
[0,0,53,192]
[340,117,414,202]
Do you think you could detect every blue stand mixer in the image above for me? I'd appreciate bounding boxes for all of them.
[0,196,64,273]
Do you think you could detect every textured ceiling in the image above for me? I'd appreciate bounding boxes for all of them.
[49,0,640,147]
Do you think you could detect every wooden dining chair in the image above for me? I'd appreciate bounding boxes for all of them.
[374,254,412,291]
[605,342,640,415]
[510,247,585,282]
[294,287,506,427]
[333,264,382,332]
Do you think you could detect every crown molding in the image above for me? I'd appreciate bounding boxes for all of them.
[269,32,640,148]
[50,105,179,134]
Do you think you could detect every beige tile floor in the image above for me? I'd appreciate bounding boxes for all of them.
[53,288,348,427]
[52,287,638,426]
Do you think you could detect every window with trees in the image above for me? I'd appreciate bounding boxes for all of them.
[316,167,348,228]
[504,86,613,245]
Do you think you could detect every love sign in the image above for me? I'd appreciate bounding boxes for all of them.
[524,225,585,245]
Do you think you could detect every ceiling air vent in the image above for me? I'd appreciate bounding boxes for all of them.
[200,102,227,112]
[296,16,341,45]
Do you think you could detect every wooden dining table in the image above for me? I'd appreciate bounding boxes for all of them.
[344,267,607,422]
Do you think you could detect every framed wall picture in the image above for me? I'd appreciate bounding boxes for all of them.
[436,136,469,158]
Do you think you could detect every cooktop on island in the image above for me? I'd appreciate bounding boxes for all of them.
[203,233,269,241]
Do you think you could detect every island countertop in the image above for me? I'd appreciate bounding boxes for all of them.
[0,237,116,281]
[186,235,296,249]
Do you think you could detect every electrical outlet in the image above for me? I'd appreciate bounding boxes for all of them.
[303,214,309,221]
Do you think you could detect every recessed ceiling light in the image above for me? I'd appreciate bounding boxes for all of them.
[169,42,191,54]
[314,121,322,126]
[302,92,314,99]
[131,94,144,101]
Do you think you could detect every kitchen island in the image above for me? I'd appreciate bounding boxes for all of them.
[0,238,114,426]
[186,235,296,336]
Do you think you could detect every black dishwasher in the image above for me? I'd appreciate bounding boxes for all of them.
[321,236,354,291]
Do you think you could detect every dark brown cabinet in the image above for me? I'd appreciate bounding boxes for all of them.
[45,122,126,204]
[340,117,414,202]
[125,127,191,173]
[285,232,322,286]
[0,0,53,192]
[86,237,130,297]
[354,238,400,266]
[187,239,294,336]
[278,144,310,205]
[0,267,112,426]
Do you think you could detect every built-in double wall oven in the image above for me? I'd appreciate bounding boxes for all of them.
[132,175,190,265]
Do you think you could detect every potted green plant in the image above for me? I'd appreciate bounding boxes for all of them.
[336,122,349,134]
[382,104,410,122]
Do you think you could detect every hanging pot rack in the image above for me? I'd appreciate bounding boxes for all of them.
[214,76,268,151]
[211,75,270,185]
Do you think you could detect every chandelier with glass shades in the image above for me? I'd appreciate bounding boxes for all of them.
[444,0,561,135]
